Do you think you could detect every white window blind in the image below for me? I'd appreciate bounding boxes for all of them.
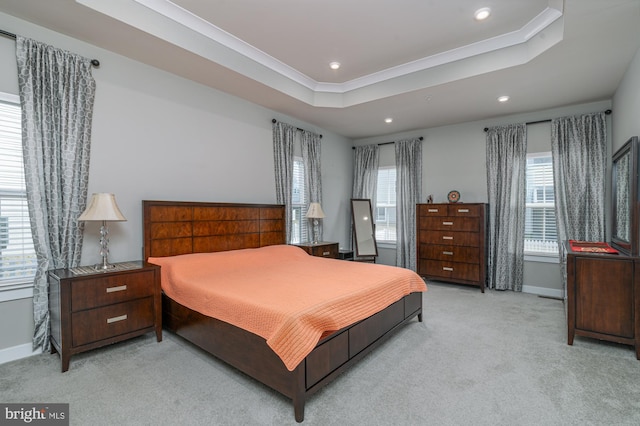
[525,153,558,254]
[291,157,308,244]
[375,166,396,242]
[0,97,36,289]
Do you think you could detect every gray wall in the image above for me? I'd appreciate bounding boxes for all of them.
[613,46,640,151]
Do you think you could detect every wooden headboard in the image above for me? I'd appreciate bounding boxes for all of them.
[142,200,286,259]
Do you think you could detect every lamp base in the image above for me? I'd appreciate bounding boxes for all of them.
[94,262,116,271]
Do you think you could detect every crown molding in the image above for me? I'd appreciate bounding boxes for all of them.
[78,0,564,108]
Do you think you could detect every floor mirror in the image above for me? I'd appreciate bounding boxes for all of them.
[351,199,378,261]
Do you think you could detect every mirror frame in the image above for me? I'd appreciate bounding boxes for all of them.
[611,136,639,256]
[351,198,378,258]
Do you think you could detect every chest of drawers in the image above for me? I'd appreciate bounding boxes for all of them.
[48,262,162,372]
[416,203,487,292]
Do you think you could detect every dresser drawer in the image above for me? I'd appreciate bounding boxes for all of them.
[419,244,480,263]
[417,204,448,217]
[418,204,483,218]
[447,204,483,217]
[71,297,155,347]
[419,217,480,232]
[71,270,155,311]
[420,260,480,282]
[419,230,480,247]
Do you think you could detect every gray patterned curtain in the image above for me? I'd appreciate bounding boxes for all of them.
[551,112,606,299]
[301,130,323,241]
[17,36,96,351]
[352,145,379,202]
[272,121,296,243]
[395,139,422,270]
[486,124,527,291]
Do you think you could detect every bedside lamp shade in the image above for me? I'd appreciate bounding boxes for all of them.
[306,203,325,219]
[78,193,126,222]
[79,193,126,270]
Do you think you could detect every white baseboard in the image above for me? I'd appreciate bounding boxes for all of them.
[522,284,563,299]
[0,342,42,365]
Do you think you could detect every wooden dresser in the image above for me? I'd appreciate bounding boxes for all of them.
[48,261,162,372]
[416,203,486,292]
[565,243,640,359]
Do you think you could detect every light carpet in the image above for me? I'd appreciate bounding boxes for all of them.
[1,282,639,425]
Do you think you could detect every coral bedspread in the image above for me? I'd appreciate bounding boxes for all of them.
[149,245,426,371]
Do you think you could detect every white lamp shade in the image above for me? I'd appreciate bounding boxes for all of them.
[78,193,127,222]
[306,202,325,219]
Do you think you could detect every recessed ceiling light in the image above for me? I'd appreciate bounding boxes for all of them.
[497,95,510,103]
[329,61,341,70]
[474,7,491,21]
[384,118,393,123]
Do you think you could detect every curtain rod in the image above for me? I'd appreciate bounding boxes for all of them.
[483,109,612,132]
[271,119,322,138]
[352,136,423,150]
[0,28,101,67]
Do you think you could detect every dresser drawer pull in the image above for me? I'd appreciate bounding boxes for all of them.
[428,208,439,213]
[442,236,454,240]
[442,221,453,225]
[457,208,470,213]
[106,285,127,293]
[106,314,128,324]
[443,267,454,271]
[323,251,330,256]
[443,251,454,255]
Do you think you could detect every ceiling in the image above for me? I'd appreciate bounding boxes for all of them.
[0,0,639,139]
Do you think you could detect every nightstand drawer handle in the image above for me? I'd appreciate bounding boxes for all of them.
[106,285,127,293]
[443,267,454,271]
[457,208,469,213]
[442,236,453,240]
[442,221,453,225]
[106,314,128,324]
[323,251,330,256]
[443,251,454,255]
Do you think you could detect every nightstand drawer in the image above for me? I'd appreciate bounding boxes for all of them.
[71,270,155,311]
[309,244,339,258]
[72,297,155,346]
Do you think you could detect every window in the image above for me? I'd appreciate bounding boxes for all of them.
[525,153,558,254]
[0,95,36,294]
[290,157,308,244]
[375,166,396,242]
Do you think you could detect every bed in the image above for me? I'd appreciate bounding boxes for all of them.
[143,200,426,422]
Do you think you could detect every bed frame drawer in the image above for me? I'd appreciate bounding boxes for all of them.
[349,299,404,355]
[306,331,349,387]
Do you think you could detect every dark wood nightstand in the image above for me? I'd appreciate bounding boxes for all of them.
[48,261,162,372]
[294,242,339,259]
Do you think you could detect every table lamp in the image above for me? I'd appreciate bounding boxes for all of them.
[306,202,325,244]
[78,193,126,270]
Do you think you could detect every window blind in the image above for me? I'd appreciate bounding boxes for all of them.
[375,166,396,242]
[291,158,308,244]
[525,153,558,253]
[0,98,36,287]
